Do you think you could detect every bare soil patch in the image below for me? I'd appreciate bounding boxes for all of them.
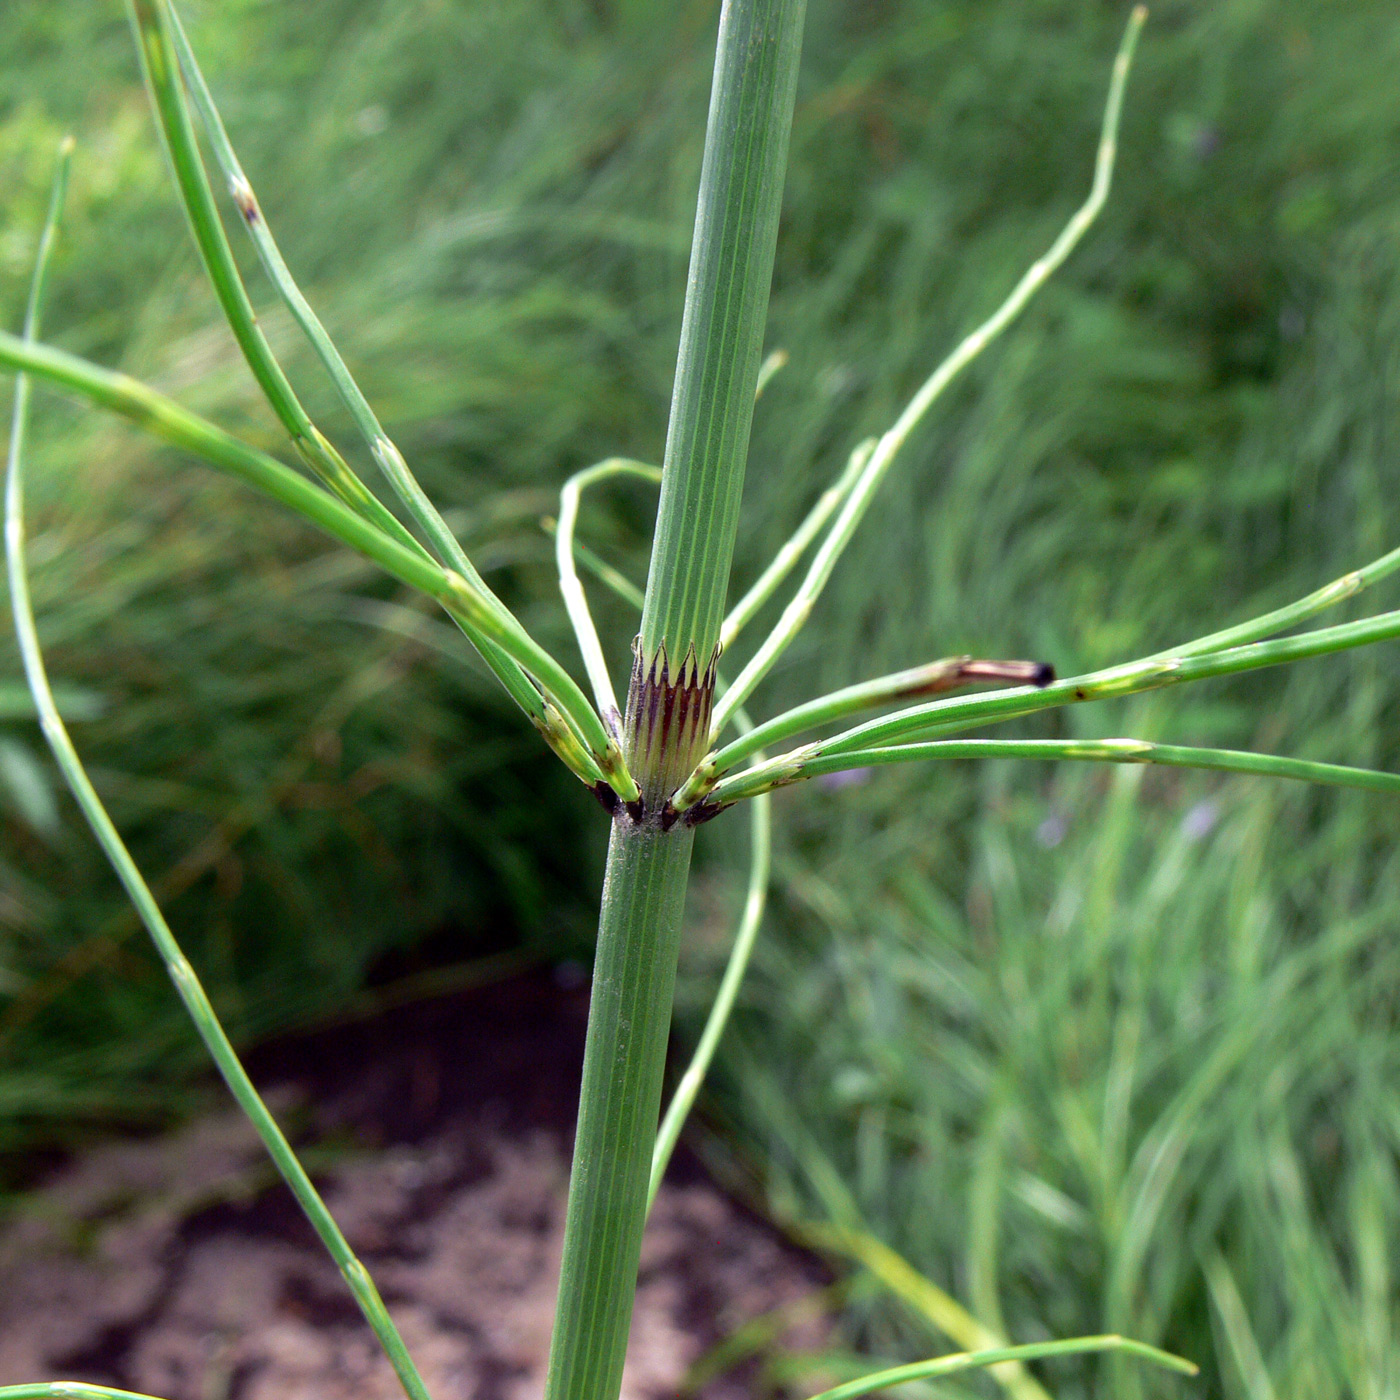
[0,969,828,1399]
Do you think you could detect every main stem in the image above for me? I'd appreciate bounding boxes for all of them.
[542,3,805,1399]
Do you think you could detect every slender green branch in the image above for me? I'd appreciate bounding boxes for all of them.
[703,655,1051,779]
[706,737,1400,806]
[710,7,1145,735]
[556,459,661,735]
[133,0,605,767]
[165,4,455,564]
[1154,539,1400,660]
[5,144,430,1400]
[544,518,647,611]
[803,1335,1196,1400]
[720,436,874,651]
[126,0,418,543]
[682,606,1400,805]
[0,328,623,791]
[648,761,770,1210]
[161,5,555,728]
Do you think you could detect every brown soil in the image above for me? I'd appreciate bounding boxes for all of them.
[0,969,829,1400]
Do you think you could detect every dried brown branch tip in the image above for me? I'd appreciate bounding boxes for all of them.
[622,638,719,827]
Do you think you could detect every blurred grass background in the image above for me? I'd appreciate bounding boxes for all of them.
[3,0,1400,1395]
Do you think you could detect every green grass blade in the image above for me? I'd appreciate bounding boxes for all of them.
[5,140,431,1400]
[710,7,1145,735]
[706,737,1400,807]
[804,1335,1197,1400]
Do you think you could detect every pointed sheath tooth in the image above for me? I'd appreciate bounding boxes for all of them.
[622,638,720,823]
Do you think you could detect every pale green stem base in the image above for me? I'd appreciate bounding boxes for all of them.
[543,820,695,1400]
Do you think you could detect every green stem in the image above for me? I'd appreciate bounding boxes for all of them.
[709,6,1145,735]
[0,328,623,792]
[5,144,430,1400]
[804,1335,1196,1400]
[684,606,1400,804]
[701,655,1051,779]
[706,737,1400,806]
[542,824,695,1400]
[160,4,561,742]
[638,0,808,671]
[648,782,770,1209]
[544,4,806,1399]
[552,483,770,1207]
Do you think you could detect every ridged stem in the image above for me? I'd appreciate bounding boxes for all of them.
[638,0,807,675]
[543,4,805,1399]
[542,824,694,1400]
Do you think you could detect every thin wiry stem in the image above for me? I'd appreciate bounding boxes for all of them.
[710,7,1146,735]
[0,327,627,793]
[544,519,646,612]
[142,2,601,773]
[556,459,661,736]
[648,765,770,1210]
[803,1336,1196,1400]
[706,737,1400,807]
[719,436,874,651]
[5,142,430,1400]
[162,10,547,691]
[164,3,456,567]
[126,0,411,545]
[1153,539,1400,661]
[681,605,1400,806]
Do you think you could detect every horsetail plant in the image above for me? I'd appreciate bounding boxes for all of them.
[16,0,1400,1395]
